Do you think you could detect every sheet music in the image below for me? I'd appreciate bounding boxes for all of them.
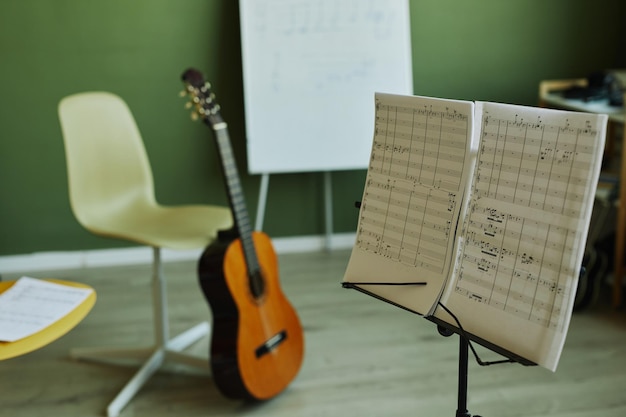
[344,93,607,371]
[344,93,474,315]
[0,277,93,342]
[436,102,606,371]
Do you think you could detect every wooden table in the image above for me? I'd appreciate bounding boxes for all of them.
[540,78,626,307]
[0,279,96,360]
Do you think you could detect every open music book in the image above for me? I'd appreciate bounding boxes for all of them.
[343,93,607,371]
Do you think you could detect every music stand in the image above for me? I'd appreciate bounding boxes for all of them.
[343,281,537,417]
[430,316,536,417]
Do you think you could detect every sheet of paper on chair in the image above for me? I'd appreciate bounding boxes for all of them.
[0,276,93,342]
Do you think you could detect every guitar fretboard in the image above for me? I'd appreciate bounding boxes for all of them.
[213,125,262,292]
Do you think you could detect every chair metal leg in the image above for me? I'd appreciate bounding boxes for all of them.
[107,349,165,417]
[70,346,154,367]
[167,321,210,351]
[70,247,211,417]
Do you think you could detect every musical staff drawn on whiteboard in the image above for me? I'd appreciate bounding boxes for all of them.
[240,0,413,173]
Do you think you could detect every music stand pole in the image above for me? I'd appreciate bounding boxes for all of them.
[456,334,474,417]
[438,325,481,417]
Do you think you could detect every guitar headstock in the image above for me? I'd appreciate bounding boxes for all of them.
[181,68,224,127]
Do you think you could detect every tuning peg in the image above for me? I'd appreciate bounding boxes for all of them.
[179,90,187,97]
[190,112,199,121]
[184,101,193,109]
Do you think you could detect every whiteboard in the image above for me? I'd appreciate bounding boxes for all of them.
[239,0,413,174]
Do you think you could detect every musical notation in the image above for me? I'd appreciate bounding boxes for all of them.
[454,205,577,331]
[357,179,455,273]
[452,108,598,331]
[371,101,469,192]
[473,114,597,217]
[355,98,470,275]
[0,277,93,342]
[345,92,607,371]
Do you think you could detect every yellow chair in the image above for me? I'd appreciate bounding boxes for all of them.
[0,279,96,360]
[58,91,233,417]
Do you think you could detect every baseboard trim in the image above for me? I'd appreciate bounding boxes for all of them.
[0,233,356,274]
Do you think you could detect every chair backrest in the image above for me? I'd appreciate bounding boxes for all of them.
[58,92,156,231]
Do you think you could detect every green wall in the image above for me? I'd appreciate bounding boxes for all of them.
[0,0,623,256]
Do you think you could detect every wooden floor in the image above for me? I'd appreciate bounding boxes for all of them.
[1,249,626,417]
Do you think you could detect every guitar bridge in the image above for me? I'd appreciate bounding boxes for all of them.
[255,330,287,358]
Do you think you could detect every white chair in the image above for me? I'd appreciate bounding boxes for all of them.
[58,91,232,417]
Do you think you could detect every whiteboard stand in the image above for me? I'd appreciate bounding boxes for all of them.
[253,172,335,251]
[254,173,271,232]
[323,171,333,251]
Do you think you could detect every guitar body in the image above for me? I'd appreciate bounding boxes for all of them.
[198,230,305,400]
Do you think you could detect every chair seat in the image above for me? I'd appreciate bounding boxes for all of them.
[81,202,233,250]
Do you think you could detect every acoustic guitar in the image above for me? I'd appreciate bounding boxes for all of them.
[181,68,304,400]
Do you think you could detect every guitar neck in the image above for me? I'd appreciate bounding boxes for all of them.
[210,123,260,275]
[181,68,263,292]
